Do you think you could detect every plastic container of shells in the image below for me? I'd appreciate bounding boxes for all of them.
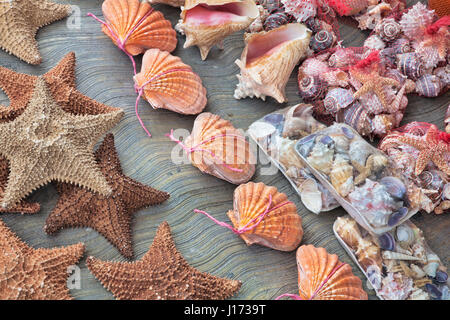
[294,123,420,234]
[333,215,449,300]
[247,104,340,214]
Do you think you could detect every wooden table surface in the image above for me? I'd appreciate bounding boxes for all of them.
[0,0,448,300]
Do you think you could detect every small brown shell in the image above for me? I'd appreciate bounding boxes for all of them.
[227,182,303,251]
[184,113,256,184]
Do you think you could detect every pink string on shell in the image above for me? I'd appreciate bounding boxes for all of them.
[165,129,247,172]
[275,262,345,300]
[87,9,154,75]
[194,194,293,235]
[133,68,192,137]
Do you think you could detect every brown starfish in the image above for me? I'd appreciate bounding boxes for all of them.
[396,124,450,176]
[0,219,85,300]
[45,133,170,259]
[0,0,71,64]
[0,72,123,209]
[87,221,242,300]
[0,52,120,123]
[350,67,400,109]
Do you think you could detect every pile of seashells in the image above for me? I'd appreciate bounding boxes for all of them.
[295,123,419,232]
[335,216,449,300]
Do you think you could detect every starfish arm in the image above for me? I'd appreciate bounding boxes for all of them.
[414,150,433,175]
[91,197,134,259]
[432,152,450,176]
[44,52,77,88]
[0,158,40,214]
[0,67,36,120]
[63,89,122,116]
[0,8,41,64]
[54,147,113,197]
[44,187,94,234]
[0,156,51,209]
[0,219,31,257]
[65,109,123,142]
[31,243,85,300]
[119,176,170,212]
[95,133,123,174]
[29,0,71,30]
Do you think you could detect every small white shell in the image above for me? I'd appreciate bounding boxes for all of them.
[423,253,441,277]
[382,251,422,261]
[299,179,322,214]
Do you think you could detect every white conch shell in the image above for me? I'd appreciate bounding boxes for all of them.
[178,0,259,60]
[382,251,421,261]
[234,23,311,103]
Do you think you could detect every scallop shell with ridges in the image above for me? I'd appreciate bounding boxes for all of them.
[184,112,256,184]
[148,0,185,7]
[134,49,207,115]
[101,0,177,55]
[179,0,259,60]
[296,245,368,300]
[234,23,311,103]
[227,182,303,251]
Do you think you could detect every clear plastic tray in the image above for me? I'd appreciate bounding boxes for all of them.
[247,104,339,214]
[333,215,449,300]
[295,123,419,234]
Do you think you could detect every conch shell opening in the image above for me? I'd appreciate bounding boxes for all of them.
[234,23,311,103]
[180,0,259,60]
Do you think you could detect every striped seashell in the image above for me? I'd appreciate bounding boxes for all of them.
[259,0,284,13]
[397,52,424,80]
[263,12,290,31]
[298,75,328,102]
[323,88,354,114]
[399,2,435,39]
[336,101,373,137]
[310,30,335,53]
[415,74,443,97]
[134,49,207,115]
[328,48,359,68]
[228,182,303,251]
[295,245,368,300]
[385,68,407,86]
[379,48,397,68]
[101,0,177,55]
[375,18,401,42]
[305,17,321,33]
[298,57,330,78]
[390,38,411,55]
[363,34,385,50]
[433,66,450,87]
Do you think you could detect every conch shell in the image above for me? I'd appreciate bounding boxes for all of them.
[101,0,177,55]
[149,0,185,7]
[134,49,207,115]
[183,112,256,184]
[227,182,303,251]
[178,0,259,60]
[330,154,354,197]
[234,23,311,103]
[296,245,368,300]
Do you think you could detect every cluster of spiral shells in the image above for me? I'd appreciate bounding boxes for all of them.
[368,2,449,96]
[247,0,339,55]
[296,46,411,138]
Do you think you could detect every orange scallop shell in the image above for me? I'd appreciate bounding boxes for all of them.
[101,0,177,55]
[227,182,303,251]
[184,113,255,184]
[296,245,368,300]
[134,49,207,114]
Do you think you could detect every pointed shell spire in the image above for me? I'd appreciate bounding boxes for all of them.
[178,0,259,60]
[234,23,311,103]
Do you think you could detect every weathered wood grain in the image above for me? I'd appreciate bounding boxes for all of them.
[0,0,448,300]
